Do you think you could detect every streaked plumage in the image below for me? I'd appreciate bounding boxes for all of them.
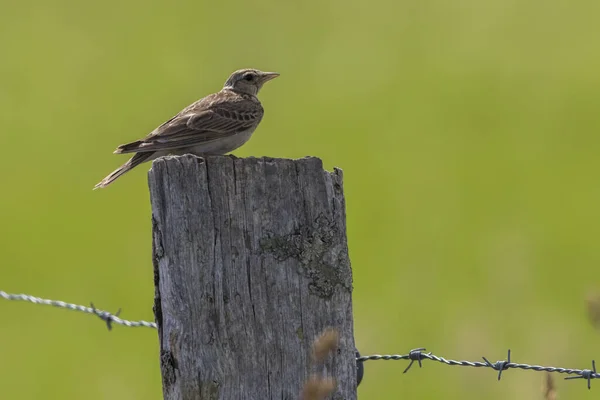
[94,68,279,189]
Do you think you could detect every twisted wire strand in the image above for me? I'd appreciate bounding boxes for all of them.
[357,348,599,389]
[2,290,598,388]
[0,290,156,329]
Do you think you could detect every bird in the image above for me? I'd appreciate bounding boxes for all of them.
[94,68,279,189]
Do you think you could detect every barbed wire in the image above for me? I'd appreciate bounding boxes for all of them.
[1,290,598,389]
[357,348,598,389]
[0,290,156,330]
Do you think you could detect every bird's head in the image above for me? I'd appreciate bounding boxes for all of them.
[223,68,279,96]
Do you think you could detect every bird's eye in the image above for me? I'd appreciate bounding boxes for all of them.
[243,73,254,81]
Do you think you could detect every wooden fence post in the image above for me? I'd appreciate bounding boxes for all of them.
[148,155,356,400]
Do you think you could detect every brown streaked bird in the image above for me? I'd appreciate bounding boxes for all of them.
[94,68,279,189]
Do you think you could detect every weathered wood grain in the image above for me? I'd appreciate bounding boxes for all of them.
[149,155,355,400]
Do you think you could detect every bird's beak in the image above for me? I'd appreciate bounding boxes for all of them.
[260,72,280,82]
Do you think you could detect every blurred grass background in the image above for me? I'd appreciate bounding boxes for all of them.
[1,0,600,398]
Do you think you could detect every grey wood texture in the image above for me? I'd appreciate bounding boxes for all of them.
[148,155,356,400]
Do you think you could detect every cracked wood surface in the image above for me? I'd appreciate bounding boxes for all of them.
[148,155,356,400]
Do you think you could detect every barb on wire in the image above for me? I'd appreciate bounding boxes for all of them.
[482,349,511,381]
[403,347,430,373]
[0,290,156,330]
[564,360,597,389]
[2,290,599,389]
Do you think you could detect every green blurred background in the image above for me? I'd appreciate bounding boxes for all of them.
[1,0,600,398]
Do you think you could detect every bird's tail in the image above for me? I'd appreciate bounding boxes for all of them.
[93,152,155,190]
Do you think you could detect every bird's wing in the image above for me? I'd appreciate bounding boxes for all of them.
[115,94,263,154]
